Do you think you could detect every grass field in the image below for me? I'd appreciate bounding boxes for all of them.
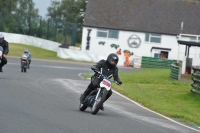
[9,43,200,127]
[118,69,198,124]
[9,43,92,63]
[83,69,200,127]
[9,43,58,59]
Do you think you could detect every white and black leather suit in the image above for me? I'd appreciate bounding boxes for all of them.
[82,59,122,102]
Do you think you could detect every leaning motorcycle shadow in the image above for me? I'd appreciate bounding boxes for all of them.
[75,107,113,117]
[76,107,113,117]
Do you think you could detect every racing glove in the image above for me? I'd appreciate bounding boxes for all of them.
[117,80,122,85]
[3,54,6,58]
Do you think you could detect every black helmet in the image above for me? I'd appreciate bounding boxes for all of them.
[107,53,119,66]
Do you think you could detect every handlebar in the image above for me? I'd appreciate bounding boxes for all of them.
[93,70,121,86]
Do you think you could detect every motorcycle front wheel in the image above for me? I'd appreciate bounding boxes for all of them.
[91,89,107,115]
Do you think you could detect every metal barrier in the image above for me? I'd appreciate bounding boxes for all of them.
[141,56,177,69]
[191,67,200,94]
[170,63,181,80]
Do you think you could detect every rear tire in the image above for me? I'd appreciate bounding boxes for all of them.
[91,89,107,115]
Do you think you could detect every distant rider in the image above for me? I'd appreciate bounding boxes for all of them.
[22,49,31,68]
[0,32,9,72]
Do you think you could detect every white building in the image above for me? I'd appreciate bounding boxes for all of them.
[81,0,200,68]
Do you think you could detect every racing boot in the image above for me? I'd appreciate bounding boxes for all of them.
[80,94,84,103]
[80,94,87,104]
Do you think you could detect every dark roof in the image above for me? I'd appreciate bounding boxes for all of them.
[84,0,200,35]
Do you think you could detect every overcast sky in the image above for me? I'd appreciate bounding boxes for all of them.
[33,0,51,17]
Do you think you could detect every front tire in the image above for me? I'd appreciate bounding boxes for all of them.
[91,89,107,115]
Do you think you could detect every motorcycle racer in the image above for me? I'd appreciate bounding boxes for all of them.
[80,53,122,110]
[0,32,9,72]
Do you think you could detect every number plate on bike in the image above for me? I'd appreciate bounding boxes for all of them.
[100,79,111,89]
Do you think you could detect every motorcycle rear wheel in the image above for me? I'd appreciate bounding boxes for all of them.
[91,89,107,115]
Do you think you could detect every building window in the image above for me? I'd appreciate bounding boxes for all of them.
[97,29,107,38]
[190,37,200,42]
[154,53,161,58]
[108,30,119,39]
[97,29,119,39]
[154,51,168,59]
[145,33,161,43]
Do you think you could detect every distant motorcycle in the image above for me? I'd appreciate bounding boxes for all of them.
[79,70,121,115]
[21,54,28,73]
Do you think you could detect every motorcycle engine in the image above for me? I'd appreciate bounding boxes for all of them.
[87,95,95,105]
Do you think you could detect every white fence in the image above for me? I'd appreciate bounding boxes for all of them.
[4,32,60,52]
[4,32,141,67]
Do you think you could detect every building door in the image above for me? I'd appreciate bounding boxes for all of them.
[161,51,168,59]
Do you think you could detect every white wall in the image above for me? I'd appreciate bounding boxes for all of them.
[57,47,126,66]
[2,32,126,66]
[4,31,199,68]
[3,32,61,52]
[81,27,178,59]
[81,27,200,62]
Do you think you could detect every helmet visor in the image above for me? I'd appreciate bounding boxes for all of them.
[109,60,116,65]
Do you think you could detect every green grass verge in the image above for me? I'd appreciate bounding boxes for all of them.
[9,43,57,60]
[83,69,200,126]
[81,73,93,78]
[9,43,92,63]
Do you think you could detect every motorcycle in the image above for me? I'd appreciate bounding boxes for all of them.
[21,54,28,73]
[79,70,121,115]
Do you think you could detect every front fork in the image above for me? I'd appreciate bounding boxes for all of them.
[95,88,102,101]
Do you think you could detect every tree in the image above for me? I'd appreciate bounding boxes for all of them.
[47,0,87,44]
[0,0,39,34]
[75,0,87,43]
[16,0,39,35]
[0,0,18,31]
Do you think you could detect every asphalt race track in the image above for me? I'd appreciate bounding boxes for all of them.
[0,57,199,133]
